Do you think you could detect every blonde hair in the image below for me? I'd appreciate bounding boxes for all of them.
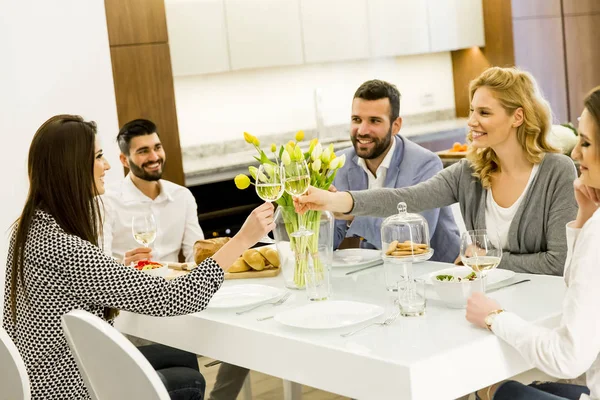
[466,67,557,188]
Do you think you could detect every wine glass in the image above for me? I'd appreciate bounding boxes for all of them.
[460,229,502,292]
[132,213,157,250]
[255,163,284,243]
[283,159,313,237]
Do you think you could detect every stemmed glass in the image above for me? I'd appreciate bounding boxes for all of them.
[255,163,284,243]
[132,213,157,250]
[283,159,313,237]
[460,229,502,292]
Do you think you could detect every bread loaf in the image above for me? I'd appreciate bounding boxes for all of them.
[257,247,280,267]
[229,258,251,273]
[194,237,230,264]
[242,249,266,271]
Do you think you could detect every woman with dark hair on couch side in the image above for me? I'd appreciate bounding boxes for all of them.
[465,88,600,400]
[294,67,578,276]
[2,115,275,400]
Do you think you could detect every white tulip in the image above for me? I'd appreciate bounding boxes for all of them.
[312,143,322,161]
[312,159,322,172]
[282,150,291,166]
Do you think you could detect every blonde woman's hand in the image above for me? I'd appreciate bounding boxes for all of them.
[466,292,502,329]
[573,178,600,228]
[236,202,276,248]
[293,186,354,215]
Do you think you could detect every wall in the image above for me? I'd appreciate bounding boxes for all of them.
[0,0,121,321]
[174,52,456,147]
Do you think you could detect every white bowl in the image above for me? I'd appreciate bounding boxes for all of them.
[430,266,484,308]
[141,264,170,278]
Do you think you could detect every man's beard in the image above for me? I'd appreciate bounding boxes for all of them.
[128,158,164,181]
[351,127,393,160]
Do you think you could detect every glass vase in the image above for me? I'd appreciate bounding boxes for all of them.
[273,206,334,289]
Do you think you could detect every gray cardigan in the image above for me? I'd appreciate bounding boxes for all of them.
[349,153,578,275]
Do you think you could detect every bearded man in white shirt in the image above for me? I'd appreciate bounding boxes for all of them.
[102,119,250,400]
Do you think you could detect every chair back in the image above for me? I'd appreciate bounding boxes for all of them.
[61,310,170,400]
[0,327,31,400]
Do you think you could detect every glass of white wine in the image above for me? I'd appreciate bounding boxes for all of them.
[255,163,284,243]
[132,213,157,249]
[283,159,313,237]
[460,229,502,292]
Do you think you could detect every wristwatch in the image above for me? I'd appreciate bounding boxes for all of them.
[484,309,505,331]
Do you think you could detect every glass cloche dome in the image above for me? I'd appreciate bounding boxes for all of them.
[380,202,434,262]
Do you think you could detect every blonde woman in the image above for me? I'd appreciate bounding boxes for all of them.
[294,67,577,275]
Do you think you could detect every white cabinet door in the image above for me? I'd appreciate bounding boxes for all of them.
[367,0,430,57]
[300,0,369,63]
[225,0,304,70]
[165,0,230,76]
[427,0,485,52]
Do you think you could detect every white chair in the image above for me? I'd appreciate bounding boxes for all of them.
[0,327,31,400]
[61,310,170,400]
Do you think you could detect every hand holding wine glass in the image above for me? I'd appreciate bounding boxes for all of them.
[460,230,502,292]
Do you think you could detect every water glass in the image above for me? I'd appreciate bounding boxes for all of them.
[304,269,330,301]
[383,260,413,292]
[397,278,426,317]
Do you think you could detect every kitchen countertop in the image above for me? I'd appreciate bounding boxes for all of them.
[183,117,468,187]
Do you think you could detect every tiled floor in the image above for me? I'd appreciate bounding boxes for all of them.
[198,357,350,400]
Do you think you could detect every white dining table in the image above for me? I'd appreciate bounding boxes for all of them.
[115,261,565,400]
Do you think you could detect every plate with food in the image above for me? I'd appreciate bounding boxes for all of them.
[332,249,382,268]
[437,142,469,159]
[382,240,434,262]
[133,260,170,278]
[422,266,515,286]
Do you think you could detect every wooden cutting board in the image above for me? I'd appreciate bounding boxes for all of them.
[165,266,281,281]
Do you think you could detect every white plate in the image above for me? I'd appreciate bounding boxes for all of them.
[422,266,515,286]
[332,249,382,268]
[274,300,384,329]
[207,284,284,309]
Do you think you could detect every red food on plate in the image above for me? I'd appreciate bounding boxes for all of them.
[133,260,163,271]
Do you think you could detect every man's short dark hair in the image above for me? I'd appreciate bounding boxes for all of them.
[117,119,159,154]
[353,80,401,122]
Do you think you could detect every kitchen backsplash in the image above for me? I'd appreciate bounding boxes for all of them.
[174,52,456,148]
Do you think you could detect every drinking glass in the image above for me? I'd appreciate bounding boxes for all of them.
[304,269,330,301]
[131,214,157,249]
[283,159,313,237]
[460,230,502,292]
[397,278,426,316]
[255,163,284,243]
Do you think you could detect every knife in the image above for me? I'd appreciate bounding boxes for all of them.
[345,263,382,276]
[487,279,531,293]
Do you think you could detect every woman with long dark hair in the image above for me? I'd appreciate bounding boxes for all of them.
[2,115,275,399]
[467,87,600,399]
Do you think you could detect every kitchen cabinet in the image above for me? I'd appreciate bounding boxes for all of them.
[367,0,430,57]
[300,0,370,63]
[225,0,304,70]
[165,0,230,76]
[427,0,485,52]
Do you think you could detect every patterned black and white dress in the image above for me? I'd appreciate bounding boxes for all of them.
[2,210,224,399]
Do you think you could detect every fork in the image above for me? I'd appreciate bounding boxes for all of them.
[236,292,291,315]
[340,311,400,337]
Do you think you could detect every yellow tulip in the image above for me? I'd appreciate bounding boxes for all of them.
[295,130,305,142]
[234,174,251,189]
[293,145,303,161]
[252,137,260,146]
[270,143,277,153]
[243,132,256,144]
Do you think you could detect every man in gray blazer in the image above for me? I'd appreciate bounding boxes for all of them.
[333,79,460,263]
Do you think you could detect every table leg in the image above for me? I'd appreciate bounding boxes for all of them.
[283,379,302,400]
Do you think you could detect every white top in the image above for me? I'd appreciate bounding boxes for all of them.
[101,174,204,263]
[485,164,539,249]
[356,138,396,189]
[493,210,600,400]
